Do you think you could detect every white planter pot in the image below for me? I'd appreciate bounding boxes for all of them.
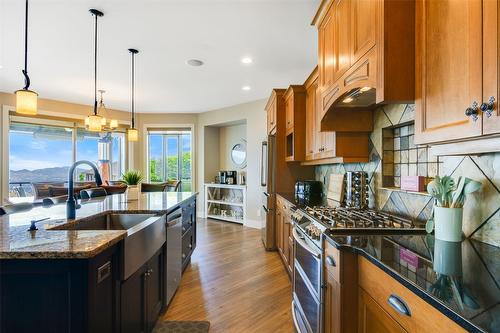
[127,185,139,201]
[434,207,463,242]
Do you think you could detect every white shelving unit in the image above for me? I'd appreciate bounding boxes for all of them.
[204,183,246,224]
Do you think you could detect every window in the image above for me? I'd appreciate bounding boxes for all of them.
[8,117,126,202]
[147,129,192,191]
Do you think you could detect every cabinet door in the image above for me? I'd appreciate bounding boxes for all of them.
[321,132,336,159]
[415,0,482,144]
[350,0,377,64]
[324,272,341,333]
[306,78,318,160]
[285,95,294,130]
[276,208,284,255]
[146,251,163,332]
[358,288,407,333]
[282,213,290,267]
[121,267,147,333]
[483,0,500,134]
[319,0,351,90]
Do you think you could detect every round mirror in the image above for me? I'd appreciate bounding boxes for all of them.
[231,142,247,168]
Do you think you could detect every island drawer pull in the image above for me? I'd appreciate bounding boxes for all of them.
[97,261,112,284]
[387,294,411,317]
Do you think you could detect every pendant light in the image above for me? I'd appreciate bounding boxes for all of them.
[97,90,118,129]
[127,48,139,142]
[15,0,38,115]
[86,9,104,132]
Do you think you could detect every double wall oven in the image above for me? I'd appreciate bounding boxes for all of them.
[292,226,323,333]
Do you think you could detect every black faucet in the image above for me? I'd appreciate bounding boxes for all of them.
[66,160,103,219]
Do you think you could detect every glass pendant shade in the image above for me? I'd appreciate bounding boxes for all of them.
[127,128,139,142]
[15,89,38,115]
[101,117,107,125]
[109,119,118,129]
[87,114,103,132]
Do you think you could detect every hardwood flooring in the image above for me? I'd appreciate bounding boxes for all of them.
[161,219,294,333]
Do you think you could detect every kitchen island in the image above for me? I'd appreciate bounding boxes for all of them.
[0,192,197,333]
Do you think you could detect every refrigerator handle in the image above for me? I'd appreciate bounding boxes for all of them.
[261,141,268,187]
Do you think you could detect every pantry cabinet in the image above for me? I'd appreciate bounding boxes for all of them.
[415,0,500,146]
[313,0,414,128]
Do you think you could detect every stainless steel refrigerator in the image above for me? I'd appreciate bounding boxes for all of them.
[261,135,276,250]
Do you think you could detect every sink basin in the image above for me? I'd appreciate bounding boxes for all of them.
[63,213,158,231]
[57,212,166,280]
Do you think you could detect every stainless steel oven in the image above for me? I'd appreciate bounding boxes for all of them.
[292,227,323,333]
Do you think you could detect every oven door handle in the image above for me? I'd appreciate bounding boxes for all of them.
[292,228,321,259]
[291,301,301,333]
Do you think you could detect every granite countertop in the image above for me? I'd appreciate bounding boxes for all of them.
[325,233,500,333]
[0,192,197,259]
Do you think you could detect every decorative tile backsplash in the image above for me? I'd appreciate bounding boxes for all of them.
[382,122,440,188]
[316,104,500,248]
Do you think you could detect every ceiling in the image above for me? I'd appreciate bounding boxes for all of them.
[0,0,319,113]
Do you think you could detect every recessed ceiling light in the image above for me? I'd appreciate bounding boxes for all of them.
[186,59,204,67]
[241,57,253,64]
[242,86,251,91]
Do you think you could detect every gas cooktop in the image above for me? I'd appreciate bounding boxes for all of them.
[291,205,426,244]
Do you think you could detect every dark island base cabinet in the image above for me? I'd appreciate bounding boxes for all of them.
[121,248,163,333]
[0,245,118,333]
[181,198,197,272]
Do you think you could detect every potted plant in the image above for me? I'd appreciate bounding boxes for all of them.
[122,170,144,200]
[426,176,481,242]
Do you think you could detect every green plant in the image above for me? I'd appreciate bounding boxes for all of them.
[427,176,481,208]
[122,170,144,185]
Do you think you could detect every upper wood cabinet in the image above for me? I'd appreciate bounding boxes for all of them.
[415,0,500,146]
[284,85,307,162]
[313,0,415,130]
[266,90,283,135]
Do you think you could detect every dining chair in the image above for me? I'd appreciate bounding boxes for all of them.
[0,202,35,215]
[166,180,182,192]
[141,182,169,193]
[80,187,108,199]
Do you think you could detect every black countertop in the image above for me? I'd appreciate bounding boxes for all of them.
[276,193,500,333]
[325,233,500,333]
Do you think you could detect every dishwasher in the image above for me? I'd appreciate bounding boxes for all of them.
[165,208,182,306]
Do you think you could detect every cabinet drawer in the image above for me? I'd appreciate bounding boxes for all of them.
[358,257,465,332]
[324,240,341,282]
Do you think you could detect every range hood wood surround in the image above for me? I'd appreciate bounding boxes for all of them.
[313,0,415,131]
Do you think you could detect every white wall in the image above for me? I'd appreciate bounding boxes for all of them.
[197,99,267,228]
[219,123,247,171]
[204,126,221,183]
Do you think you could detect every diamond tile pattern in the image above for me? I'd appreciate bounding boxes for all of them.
[315,103,500,248]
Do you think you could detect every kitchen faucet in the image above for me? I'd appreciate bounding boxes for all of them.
[66,160,103,219]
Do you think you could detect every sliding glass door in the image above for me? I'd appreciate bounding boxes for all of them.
[148,129,192,191]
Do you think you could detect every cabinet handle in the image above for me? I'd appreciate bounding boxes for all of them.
[326,256,336,267]
[387,294,411,317]
[480,96,495,118]
[465,101,479,121]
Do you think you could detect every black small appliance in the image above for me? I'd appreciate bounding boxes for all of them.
[294,180,323,202]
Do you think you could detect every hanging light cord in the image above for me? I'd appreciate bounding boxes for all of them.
[131,51,135,128]
[22,0,30,90]
[93,12,98,116]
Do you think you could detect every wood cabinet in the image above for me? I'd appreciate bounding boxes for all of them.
[266,90,283,135]
[358,256,465,332]
[303,67,370,164]
[358,288,407,333]
[121,249,164,333]
[284,85,307,162]
[275,195,294,278]
[322,240,358,333]
[313,0,414,129]
[415,0,500,146]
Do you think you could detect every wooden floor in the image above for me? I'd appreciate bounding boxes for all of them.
[161,219,294,333]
